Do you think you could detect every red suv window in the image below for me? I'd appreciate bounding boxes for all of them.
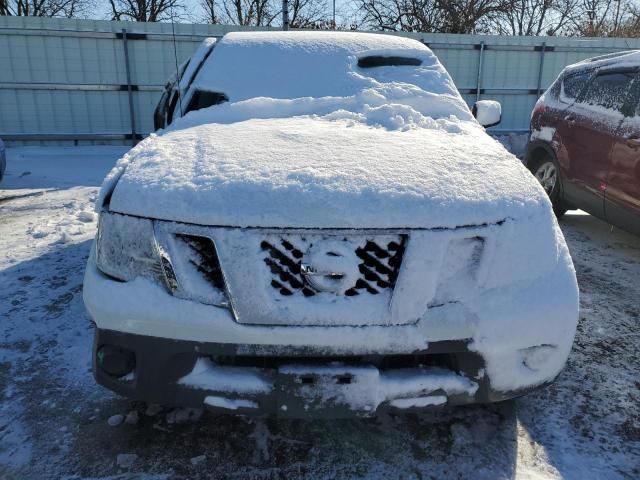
[562,72,590,102]
[579,71,635,112]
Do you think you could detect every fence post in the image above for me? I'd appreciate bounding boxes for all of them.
[282,0,289,31]
[536,42,547,97]
[476,41,485,103]
[121,28,137,147]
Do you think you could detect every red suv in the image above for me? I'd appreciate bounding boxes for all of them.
[526,51,640,236]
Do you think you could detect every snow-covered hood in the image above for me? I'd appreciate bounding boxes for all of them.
[103,117,547,229]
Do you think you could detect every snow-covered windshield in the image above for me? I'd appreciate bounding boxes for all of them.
[170,32,473,131]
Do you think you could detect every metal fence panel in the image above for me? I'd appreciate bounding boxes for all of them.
[2,16,640,144]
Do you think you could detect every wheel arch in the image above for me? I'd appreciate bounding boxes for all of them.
[525,140,557,169]
[525,139,571,213]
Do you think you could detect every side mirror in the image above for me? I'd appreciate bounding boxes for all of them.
[473,100,502,128]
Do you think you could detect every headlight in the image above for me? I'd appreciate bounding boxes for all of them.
[478,210,560,290]
[96,211,165,284]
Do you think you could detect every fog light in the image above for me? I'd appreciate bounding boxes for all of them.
[97,345,136,378]
[521,344,557,371]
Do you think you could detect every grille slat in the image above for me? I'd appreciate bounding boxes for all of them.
[358,250,394,276]
[265,258,305,289]
[363,240,391,259]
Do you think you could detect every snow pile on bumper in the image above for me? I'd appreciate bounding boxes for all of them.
[178,358,478,416]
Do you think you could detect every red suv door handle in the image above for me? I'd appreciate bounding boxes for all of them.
[564,115,576,127]
[626,137,640,149]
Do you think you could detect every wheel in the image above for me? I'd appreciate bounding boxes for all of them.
[529,155,568,218]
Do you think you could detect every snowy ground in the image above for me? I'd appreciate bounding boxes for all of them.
[1,147,638,479]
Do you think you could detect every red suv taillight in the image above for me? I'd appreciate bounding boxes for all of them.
[531,102,547,124]
[533,103,546,115]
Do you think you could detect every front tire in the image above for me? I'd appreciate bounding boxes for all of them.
[529,155,567,218]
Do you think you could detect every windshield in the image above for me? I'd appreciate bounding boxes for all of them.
[170,32,473,132]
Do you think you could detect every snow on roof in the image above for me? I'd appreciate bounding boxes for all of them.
[566,49,640,73]
[182,31,471,122]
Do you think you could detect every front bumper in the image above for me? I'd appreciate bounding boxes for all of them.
[93,328,536,418]
[85,221,579,417]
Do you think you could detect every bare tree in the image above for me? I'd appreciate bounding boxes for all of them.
[0,0,90,16]
[491,0,582,35]
[358,0,508,33]
[108,0,185,22]
[201,0,273,25]
[616,0,640,35]
[289,0,329,27]
[564,0,638,36]
[200,0,219,23]
[435,0,510,33]
[358,0,445,31]
[212,0,278,25]
[577,0,615,35]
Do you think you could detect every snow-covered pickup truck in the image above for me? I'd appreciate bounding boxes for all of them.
[83,32,579,417]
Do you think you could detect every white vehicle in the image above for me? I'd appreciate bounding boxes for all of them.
[83,32,579,417]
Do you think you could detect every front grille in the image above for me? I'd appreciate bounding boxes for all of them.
[260,235,406,297]
[176,234,225,290]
